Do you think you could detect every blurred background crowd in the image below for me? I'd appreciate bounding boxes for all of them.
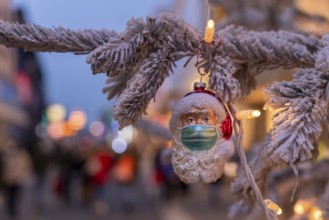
[0,0,328,220]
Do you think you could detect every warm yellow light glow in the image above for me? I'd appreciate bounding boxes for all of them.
[264,199,282,215]
[309,207,323,220]
[204,19,215,43]
[236,110,261,120]
[68,110,87,131]
[263,103,274,111]
[47,104,66,122]
[64,122,76,137]
[294,200,314,215]
[252,110,261,117]
[207,20,214,28]
[294,203,305,215]
[277,209,282,215]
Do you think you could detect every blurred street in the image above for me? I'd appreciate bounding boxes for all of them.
[0,172,236,220]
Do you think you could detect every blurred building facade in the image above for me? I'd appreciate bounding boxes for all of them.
[13,9,47,179]
[0,0,29,147]
[0,1,46,169]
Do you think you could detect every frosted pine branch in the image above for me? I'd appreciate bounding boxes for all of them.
[102,72,135,100]
[0,13,328,163]
[0,20,116,53]
[229,67,328,216]
[219,25,319,69]
[231,34,329,214]
[266,68,328,164]
[113,47,175,129]
[0,14,324,114]
[87,17,166,75]
[209,55,240,102]
[315,34,329,73]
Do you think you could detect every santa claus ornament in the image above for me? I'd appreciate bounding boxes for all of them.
[169,81,234,184]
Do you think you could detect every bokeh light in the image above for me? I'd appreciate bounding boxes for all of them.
[294,202,305,215]
[112,137,128,154]
[68,110,87,131]
[309,207,323,220]
[63,121,76,137]
[294,199,313,215]
[118,125,134,144]
[47,121,66,139]
[46,103,66,122]
[89,120,105,137]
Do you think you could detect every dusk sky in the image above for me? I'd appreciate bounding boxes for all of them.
[10,0,203,123]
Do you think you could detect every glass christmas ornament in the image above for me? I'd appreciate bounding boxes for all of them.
[169,82,234,184]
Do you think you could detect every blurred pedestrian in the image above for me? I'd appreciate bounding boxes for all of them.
[52,138,78,204]
[28,139,49,213]
[1,141,31,219]
[85,145,113,216]
[113,150,138,212]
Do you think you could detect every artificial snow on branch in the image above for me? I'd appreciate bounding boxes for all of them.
[0,20,116,53]
[209,55,240,102]
[87,17,166,75]
[0,13,322,112]
[266,68,328,164]
[231,34,329,215]
[113,47,175,129]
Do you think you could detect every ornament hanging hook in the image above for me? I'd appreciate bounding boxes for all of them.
[195,5,221,83]
[195,20,221,82]
[195,19,216,82]
[195,0,214,83]
[195,39,207,82]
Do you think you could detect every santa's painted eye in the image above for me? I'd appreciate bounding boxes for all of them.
[188,117,195,124]
[203,116,209,123]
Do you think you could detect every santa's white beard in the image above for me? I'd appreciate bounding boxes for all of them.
[171,139,234,184]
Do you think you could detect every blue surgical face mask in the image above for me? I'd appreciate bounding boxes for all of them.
[174,124,220,151]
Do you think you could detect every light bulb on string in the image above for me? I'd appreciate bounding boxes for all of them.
[204,19,215,43]
[236,110,261,120]
[309,207,323,220]
[264,199,282,215]
[293,199,314,216]
[294,203,306,215]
